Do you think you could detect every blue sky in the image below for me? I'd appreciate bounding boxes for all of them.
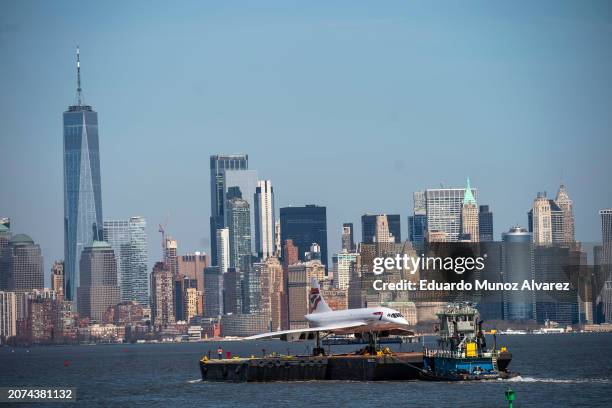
[1,1,611,277]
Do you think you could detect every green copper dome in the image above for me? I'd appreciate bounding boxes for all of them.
[463,177,476,205]
[9,233,34,245]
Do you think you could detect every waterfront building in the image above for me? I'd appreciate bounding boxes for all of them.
[478,205,494,242]
[7,234,44,292]
[341,223,355,252]
[460,178,479,242]
[280,205,328,268]
[209,154,249,266]
[150,262,175,326]
[50,261,64,300]
[0,291,17,340]
[220,312,269,337]
[63,48,104,302]
[103,217,149,305]
[254,180,275,260]
[203,266,222,317]
[287,260,325,329]
[77,241,120,322]
[424,185,477,242]
[502,226,535,321]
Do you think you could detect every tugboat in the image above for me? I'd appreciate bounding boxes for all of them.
[421,302,517,381]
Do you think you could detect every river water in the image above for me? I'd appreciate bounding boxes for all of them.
[1,333,611,407]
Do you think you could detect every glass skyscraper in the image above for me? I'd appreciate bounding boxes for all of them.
[103,217,149,306]
[280,205,328,268]
[63,48,103,302]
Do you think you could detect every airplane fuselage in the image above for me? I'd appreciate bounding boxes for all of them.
[305,306,409,334]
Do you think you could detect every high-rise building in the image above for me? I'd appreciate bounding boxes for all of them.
[555,184,575,245]
[223,170,258,254]
[50,261,64,300]
[216,228,230,273]
[103,217,149,305]
[251,257,284,331]
[528,192,564,246]
[600,209,612,322]
[63,48,104,302]
[460,178,479,242]
[254,180,275,260]
[341,223,355,252]
[222,268,242,314]
[150,262,175,326]
[7,234,44,292]
[177,252,208,309]
[209,154,249,265]
[226,187,252,272]
[0,291,17,340]
[361,214,401,244]
[0,220,11,290]
[280,205,328,268]
[478,205,494,242]
[287,260,326,329]
[424,185,477,242]
[203,266,223,317]
[164,237,178,277]
[77,241,120,322]
[274,220,281,257]
[332,250,359,290]
[408,192,427,253]
[502,226,535,321]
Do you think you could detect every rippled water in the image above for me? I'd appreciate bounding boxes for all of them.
[1,333,611,407]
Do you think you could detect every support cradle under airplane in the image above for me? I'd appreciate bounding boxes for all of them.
[246,278,414,347]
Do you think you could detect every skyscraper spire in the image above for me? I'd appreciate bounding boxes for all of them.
[463,177,476,205]
[76,46,82,106]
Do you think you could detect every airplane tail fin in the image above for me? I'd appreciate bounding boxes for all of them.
[309,277,332,314]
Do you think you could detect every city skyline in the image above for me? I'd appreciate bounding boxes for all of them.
[2,1,612,278]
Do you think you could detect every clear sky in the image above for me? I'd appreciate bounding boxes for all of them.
[1,1,611,279]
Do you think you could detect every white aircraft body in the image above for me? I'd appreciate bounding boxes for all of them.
[246,277,413,341]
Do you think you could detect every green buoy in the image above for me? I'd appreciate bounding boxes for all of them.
[505,389,516,408]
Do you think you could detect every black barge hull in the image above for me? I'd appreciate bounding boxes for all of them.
[200,351,512,382]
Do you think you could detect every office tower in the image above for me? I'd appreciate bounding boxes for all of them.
[361,214,401,244]
[63,48,104,302]
[274,220,281,257]
[184,287,200,323]
[282,239,299,267]
[0,291,17,340]
[0,220,11,290]
[226,187,252,272]
[254,180,275,259]
[204,266,223,317]
[164,237,179,276]
[528,192,564,246]
[460,178,479,242]
[287,260,326,329]
[150,262,175,326]
[305,243,321,261]
[424,184,477,242]
[555,184,575,245]
[103,217,149,305]
[280,205,328,268]
[26,290,57,344]
[216,228,230,273]
[534,246,580,325]
[174,276,197,322]
[223,169,258,253]
[7,234,44,292]
[77,241,120,322]
[223,268,242,314]
[50,261,64,300]
[251,257,284,331]
[332,250,359,290]
[177,252,208,311]
[342,223,355,252]
[600,209,612,322]
[209,154,249,265]
[478,205,494,242]
[502,226,535,321]
[408,192,427,252]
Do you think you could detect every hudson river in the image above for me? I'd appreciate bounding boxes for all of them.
[1,333,611,407]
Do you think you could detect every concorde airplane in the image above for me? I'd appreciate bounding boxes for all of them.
[245,277,413,346]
